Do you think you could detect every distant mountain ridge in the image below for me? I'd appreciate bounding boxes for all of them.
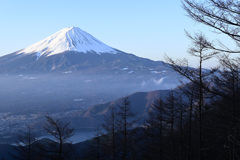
[67,89,172,129]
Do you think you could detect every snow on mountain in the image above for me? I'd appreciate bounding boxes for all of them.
[0,26,177,75]
[18,27,117,57]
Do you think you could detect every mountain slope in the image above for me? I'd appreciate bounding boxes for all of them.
[0,51,171,74]
[18,27,117,57]
[68,89,172,128]
[0,27,172,74]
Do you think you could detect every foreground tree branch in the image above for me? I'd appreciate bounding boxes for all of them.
[182,0,240,53]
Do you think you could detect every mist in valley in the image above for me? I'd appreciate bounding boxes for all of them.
[0,71,181,143]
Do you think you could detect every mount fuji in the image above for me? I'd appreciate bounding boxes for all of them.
[0,27,184,141]
[0,27,170,74]
[0,27,182,112]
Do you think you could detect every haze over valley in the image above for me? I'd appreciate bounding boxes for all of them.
[0,27,183,143]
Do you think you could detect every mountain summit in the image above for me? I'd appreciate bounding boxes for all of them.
[18,27,117,58]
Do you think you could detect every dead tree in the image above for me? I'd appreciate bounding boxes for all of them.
[44,114,74,160]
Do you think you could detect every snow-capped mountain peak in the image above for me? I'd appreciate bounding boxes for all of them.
[18,27,117,57]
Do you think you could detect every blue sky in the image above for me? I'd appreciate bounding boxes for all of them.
[0,0,232,67]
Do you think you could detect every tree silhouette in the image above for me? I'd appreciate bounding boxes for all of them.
[101,105,118,160]
[44,114,74,160]
[117,96,136,160]
[10,125,39,160]
[145,97,166,160]
[182,0,240,54]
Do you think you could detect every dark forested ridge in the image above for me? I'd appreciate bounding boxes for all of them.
[2,72,240,159]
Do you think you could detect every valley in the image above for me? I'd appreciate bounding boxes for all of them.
[0,71,181,143]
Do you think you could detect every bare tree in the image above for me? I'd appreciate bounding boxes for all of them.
[101,105,118,160]
[44,114,74,160]
[165,32,217,160]
[178,1,240,159]
[180,83,196,160]
[175,89,187,160]
[87,125,102,160]
[145,97,166,160]
[165,90,178,160]
[94,125,102,160]
[182,0,240,54]
[210,55,240,159]
[10,125,39,160]
[117,96,136,160]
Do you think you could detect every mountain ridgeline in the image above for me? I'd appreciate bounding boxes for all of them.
[0,27,170,74]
